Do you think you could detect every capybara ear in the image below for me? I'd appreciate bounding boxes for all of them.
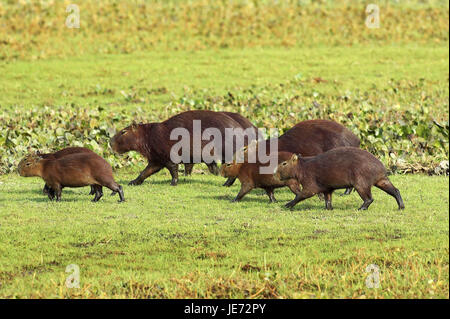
[291,154,298,162]
[130,122,138,131]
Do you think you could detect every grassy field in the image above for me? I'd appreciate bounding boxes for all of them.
[0,0,448,299]
[0,171,448,298]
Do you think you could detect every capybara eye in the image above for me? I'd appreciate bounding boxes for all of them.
[282,162,287,166]
[226,163,232,167]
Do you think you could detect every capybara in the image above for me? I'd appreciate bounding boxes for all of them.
[30,147,95,195]
[274,147,405,211]
[220,152,302,203]
[110,110,259,186]
[224,119,361,195]
[18,153,124,202]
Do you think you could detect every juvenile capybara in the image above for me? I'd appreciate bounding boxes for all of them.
[274,147,405,211]
[18,153,124,202]
[110,110,259,186]
[224,119,360,195]
[29,147,95,195]
[220,152,302,203]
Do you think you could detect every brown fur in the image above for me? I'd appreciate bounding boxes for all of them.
[18,153,124,202]
[21,147,95,195]
[234,119,360,194]
[274,147,405,210]
[220,152,302,203]
[110,110,259,186]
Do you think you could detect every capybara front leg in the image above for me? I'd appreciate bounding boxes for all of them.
[324,191,333,210]
[52,185,62,202]
[355,187,373,210]
[89,185,96,196]
[265,188,277,203]
[166,163,179,186]
[375,178,405,210]
[232,183,254,202]
[223,177,236,187]
[285,191,315,209]
[129,162,163,186]
[184,163,194,176]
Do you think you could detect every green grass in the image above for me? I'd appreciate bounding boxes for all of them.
[1,45,448,113]
[0,170,448,298]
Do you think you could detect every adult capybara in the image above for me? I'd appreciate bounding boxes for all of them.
[224,119,360,195]
[110,110,259,186]
[274,147,405,211]
[220,152,302,203]
[18,153,124,202]
[30,147,95,195]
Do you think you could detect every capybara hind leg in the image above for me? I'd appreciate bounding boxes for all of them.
[375,178,405,210]
[207,162,220,175]
[285,190,315,209]
[355,187,373,210]
[47,187,55,201]
[232,183,254,202]
[92,185,103,202]
[324,192,333,210]
[129,162,163,186]
[264,188,277,203]
[43,184,50,195]
[166,163,179,186]
[341,187,354,196]
[223,177,236,187]
[184,163,194,176]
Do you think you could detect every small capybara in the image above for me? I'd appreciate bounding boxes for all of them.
[274,147,405,211]
[220,152,302,203]
[30,147,95,195]
[110,110,259,186]
[18,153,124,202]
[225,119,361,195]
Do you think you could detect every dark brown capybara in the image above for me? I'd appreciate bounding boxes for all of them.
[220,152,302,203]
[31,147,95,195]
[274,147,405,211]
[18,153,124,202]
[110,110,259,186]
[224,119,361,196]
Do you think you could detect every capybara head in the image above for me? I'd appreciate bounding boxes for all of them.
[274,153,298,181]
[220,162,242,178]
[18,154,43,177]
[110,123,140,154]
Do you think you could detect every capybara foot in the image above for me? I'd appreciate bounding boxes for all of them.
[170,179,178,186]
[128,179,143,186]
